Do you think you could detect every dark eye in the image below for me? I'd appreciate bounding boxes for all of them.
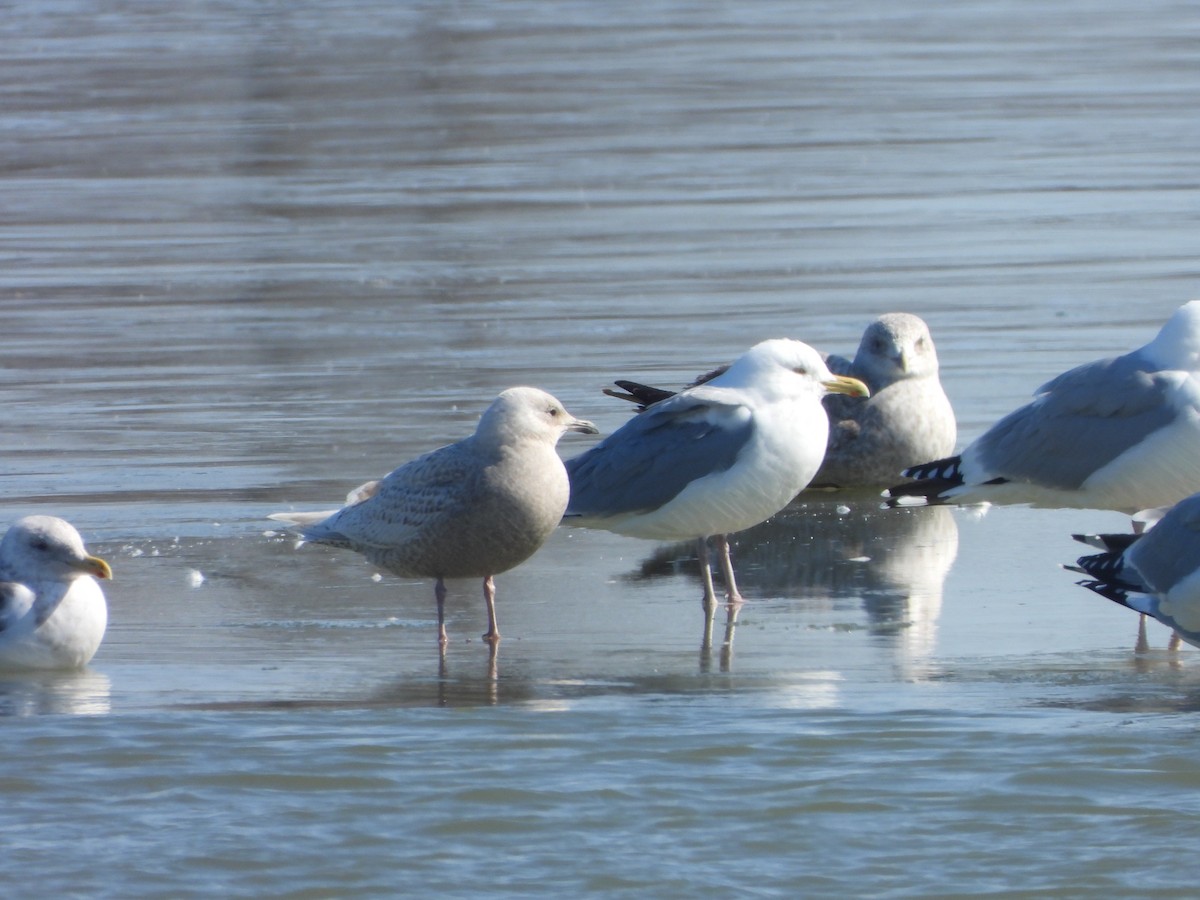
[548,407,559,417]
[31,539,49,552]
[793,366,808,376]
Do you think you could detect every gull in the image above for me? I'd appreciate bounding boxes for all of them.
[885,301,1200,513]
[0,516,113,670]
[565,339,869,628]
[1071,492,1200,649]
[604,313,954,487]
[818,313,956,486]
[269,387,597,648]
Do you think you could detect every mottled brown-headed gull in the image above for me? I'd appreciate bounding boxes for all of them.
[1071,492,1200,649]
[0,516,113,670]
[605,313,954,487]
[885,301,1200,513]
[565,339,869,626]
[270,387,597,648]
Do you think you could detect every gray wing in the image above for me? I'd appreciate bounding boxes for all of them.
[345,480,381,505]
[303,441,480,549]
[566,392,753,519]
[817,398,890,486]
[818,353,859,446]
[0,583,16,634]
[603,362,731,410]
[821,349,868,450]
[1126,493,1200,593]
[685,364,729,389]
[822,352,855,377]
[972,353,1179,490]
[0,581,34,633]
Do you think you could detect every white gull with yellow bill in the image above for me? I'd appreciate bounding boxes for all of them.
[565,339,869,617]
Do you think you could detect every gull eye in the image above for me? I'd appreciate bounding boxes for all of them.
[547,407,560,417]
[31,538,49,552]
[793,366,808,376]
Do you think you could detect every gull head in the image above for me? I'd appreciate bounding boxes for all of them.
[853,313,940,386]
[0,516,113,584]
[477,386,599,447]
[714,339,870,401]
[1144,300,1200,371]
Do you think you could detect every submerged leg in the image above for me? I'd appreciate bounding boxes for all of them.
[435,577,449,648]
[482,575,501,645]
[720,600,741,671]
[698,536,718,650]
[697,537,720,612]
[486,639,499,686]
[714,534,744,606]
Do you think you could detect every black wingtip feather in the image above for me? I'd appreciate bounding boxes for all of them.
[882,455,965,506]
[603,380,677,411]
[1076,578,1133,608]
[1071,531,1141,553]
[1073,550,1146,599]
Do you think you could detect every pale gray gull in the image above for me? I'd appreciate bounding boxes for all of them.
[565,339,869,626]
[269,387,597,647]
[0,516,113,670]
[604,313,954,487]
[885,300,1200,513]
[1070,491,1200,649]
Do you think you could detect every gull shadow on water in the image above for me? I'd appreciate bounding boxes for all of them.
[632,492,959,674]
[0,669,112,717]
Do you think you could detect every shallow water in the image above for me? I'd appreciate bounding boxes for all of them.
[4,1,1200,896]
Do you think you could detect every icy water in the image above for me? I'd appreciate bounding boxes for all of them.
[4,1,1200,896]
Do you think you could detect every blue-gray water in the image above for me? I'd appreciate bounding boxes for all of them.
[4,1,1200,896]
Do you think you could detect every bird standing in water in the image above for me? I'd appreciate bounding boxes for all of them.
[565,339,869,642]
[271,387,596,648]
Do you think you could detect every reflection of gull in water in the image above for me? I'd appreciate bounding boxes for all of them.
[636,494,958,672]
[0,670,112,716]
[886,301,1200,512]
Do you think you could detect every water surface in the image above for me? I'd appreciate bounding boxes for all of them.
[3,1,1200,896]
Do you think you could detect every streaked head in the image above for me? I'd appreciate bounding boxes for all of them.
[853,313,940,386]
[0,516,112,583]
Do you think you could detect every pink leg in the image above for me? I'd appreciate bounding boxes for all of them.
[482,575,501,645]
[1135,614,1149,654]
[715,534,744,606]
[435,577,449,647]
